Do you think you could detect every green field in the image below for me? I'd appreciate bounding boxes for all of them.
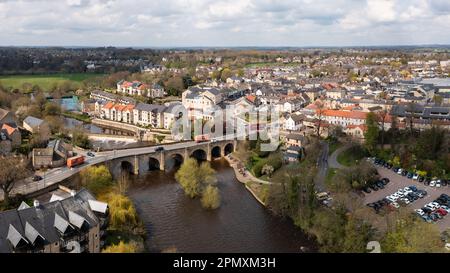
[337,146,368,167]
[0,73,103,91]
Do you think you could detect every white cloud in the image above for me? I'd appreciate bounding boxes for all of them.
[0,0,449,46]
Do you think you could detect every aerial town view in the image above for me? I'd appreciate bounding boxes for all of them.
[0,0,449,265]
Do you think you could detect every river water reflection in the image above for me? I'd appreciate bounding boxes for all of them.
[128,159,317,253]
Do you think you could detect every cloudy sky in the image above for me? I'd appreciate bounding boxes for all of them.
[1,0,450,47]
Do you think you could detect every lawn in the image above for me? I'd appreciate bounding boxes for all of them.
[337,145,368,167]
[325,168,338,187]
[0,73,103,91]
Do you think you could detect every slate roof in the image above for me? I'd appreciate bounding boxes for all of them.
[0,189,106,253]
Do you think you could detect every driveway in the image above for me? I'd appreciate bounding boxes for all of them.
[364,166,450,232]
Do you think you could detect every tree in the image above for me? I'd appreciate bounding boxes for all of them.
[102,241,141,253]
[72,129,91,149]
[44,102,61,116]
[433,95,443,106]
[377,109,389,147]
[364,112,380,154]
[405,102,420,134]
[261,164,274,177]
[108,193,139,230]
[165,76,184,96]
[315,100,326,137]
[0,155,31,205]
[175,158,217,198]
[80,165,113,195]
[383,215,444,253]
[220,68,233,82]
[201,185,221,209]
[175,158,202,198]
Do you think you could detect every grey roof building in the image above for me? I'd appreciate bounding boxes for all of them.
[0,189,108,253]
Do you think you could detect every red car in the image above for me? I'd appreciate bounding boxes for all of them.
[436,208,448,216]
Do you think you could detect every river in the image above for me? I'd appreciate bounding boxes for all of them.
[127,158,317,253]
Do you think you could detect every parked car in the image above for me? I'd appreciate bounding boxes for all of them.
[32,175,42,181]
[155,146,164,152]
[412,173,419,180]
[363,187,372,194]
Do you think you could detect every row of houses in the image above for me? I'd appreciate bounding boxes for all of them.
[97,101,182,129]
[116,80,165,98]
[0,189,108,253]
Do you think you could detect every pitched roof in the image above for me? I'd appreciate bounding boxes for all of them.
[1,123,18,136]
[68,211,89,229]
[23,116,44,128]
[24,222,45,245]
[103,101,114,110]
[7,224,28,248]
[88,200,108,214]
[0,108,12,121]
[54,212,72,234]
[321,109,368,120]
[18,202,30,211]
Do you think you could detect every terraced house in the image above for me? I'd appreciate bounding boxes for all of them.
[117,80,165,98]
[0,189,108,253]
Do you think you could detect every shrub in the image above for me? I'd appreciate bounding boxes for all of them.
[201,185,221,210]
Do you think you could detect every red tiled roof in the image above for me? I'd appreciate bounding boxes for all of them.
[103,102,114,109]
[114,104,126,111]
[1,123,17,135]
[321,109,368,120]
[246,95,256,103]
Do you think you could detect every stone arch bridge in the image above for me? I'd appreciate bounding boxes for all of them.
[109,140,236,176]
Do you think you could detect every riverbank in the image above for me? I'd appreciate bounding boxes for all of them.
[224,155,269,206]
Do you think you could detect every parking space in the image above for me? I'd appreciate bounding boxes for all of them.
[364,165,450,232]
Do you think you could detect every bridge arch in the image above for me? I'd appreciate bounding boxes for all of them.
[148,157,160,171]
[211,146,221,159]
[119,160,134,174]
[165,153,184,171]
[224,143,234,156]
[191,148,207,161]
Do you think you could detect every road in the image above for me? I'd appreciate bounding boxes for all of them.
[1,138,233,201]
[314,141,329,192]
[328,144,354,170]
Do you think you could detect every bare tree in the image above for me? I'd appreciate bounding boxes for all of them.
[0,155,31,205]
[405,102,420,135]
[377,109,389,147]
[315,100,326,137]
